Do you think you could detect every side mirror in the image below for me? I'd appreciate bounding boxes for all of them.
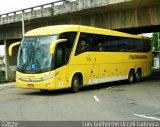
[8,42,21,56]
[50,39,67,55]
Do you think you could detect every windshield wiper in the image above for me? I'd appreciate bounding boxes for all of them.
[21,47,34,72]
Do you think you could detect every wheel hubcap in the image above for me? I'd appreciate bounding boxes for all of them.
[130,75,134,82]
[74,78,79,90]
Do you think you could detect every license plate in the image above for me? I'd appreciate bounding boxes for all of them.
[28,84,34,88]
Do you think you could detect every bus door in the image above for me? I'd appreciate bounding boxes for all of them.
[88,54,99,85]
[76,33,99,85]
[55,42,67,89]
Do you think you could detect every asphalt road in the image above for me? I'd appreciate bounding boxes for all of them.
[0,71,160,121]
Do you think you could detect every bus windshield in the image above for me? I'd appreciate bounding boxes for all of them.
[17,35,58,73]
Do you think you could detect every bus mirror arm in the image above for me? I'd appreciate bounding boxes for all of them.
[8,42,21,56]
[50,39,67,55]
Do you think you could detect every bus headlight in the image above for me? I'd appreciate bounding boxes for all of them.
[16,75,21,80]
[42,73,56,80]
[16,73,56,82]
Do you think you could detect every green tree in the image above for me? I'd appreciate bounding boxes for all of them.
[151,32,160,51]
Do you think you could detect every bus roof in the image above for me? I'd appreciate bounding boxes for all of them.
[25,25,149,39]
[25,25,80,36]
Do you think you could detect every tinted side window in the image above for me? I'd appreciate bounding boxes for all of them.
[76,33,92,54]
[105,36,118,52]
[105,36,151,53]
[92,35,106,51]
[55,42,66,68]
[59,32,77,61]
[143,40,151,52]
[75,33,151,53]
[59,32,77,49]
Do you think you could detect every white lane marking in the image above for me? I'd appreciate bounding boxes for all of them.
[106,87,112,90]
[134,114,160,121]
[93,95,100,102]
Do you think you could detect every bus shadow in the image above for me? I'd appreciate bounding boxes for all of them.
[80,80,128,92]
[21,89,71,96]
[21,81,128,96]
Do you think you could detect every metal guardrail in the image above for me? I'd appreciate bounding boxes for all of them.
[0,0,75,18]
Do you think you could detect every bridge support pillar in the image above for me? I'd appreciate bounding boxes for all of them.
[4,40,9,80]
[4,40,18,81]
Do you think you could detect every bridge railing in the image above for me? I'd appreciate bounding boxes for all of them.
[0,0,76,18]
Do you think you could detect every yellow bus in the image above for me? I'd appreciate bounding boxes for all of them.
[9,25,152,92]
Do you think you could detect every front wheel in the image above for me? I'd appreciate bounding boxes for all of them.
[128,70,135,84]
[71,75,80,93]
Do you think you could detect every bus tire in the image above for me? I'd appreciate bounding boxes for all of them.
[128,70,135,84]
[71,75,80,93]
[135,69,142,83]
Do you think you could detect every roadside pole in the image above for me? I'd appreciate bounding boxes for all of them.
[158,33,160,69]
[22,12,25,36]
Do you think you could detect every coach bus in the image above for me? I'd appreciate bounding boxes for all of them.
[9,25,152,92]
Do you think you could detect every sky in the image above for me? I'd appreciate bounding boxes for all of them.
[0,0,58,14]
[0,0,153,55]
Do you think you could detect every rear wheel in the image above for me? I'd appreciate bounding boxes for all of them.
[135,69,142,83]
[71,75,80,93]
[128,70,135,84]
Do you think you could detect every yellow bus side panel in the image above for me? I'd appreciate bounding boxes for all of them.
[69,51,152,86]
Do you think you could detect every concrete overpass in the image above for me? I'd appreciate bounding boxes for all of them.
[0,0,160,80]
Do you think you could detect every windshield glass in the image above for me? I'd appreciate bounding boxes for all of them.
[17,35,58,73]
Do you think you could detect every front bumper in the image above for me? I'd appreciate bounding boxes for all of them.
[16,71,56,90]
